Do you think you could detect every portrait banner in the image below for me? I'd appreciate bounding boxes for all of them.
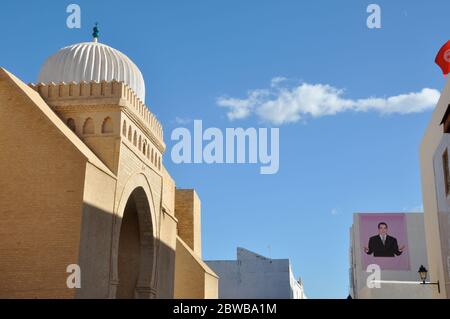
[359,213,410,270]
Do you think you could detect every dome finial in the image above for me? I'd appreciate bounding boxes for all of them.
[92,22,99,43]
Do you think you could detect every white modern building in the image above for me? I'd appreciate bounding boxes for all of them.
[349,212,432,299]
[420,76,450,299]
[206,247,306,299]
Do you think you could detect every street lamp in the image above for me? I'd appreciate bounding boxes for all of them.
[418,265,440,293]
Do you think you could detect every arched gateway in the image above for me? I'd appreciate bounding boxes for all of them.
[117,187,155,298]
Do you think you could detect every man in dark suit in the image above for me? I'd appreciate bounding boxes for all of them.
[364,222,406,257]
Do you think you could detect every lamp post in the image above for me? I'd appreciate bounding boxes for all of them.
[418,265,440,293]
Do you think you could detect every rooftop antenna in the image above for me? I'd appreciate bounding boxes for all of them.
[92,22,99,42]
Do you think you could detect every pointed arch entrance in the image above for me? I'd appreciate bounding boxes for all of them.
[115,186,155,298]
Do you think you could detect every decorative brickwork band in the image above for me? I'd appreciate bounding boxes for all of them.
[29,80,163,142]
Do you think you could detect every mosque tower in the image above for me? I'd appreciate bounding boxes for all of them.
[0,25,217,298]
[31,24,164,173]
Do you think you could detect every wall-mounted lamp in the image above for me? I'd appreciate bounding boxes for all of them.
[418,265,440,293]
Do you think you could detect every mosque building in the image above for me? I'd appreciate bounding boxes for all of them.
[0,26,218,298]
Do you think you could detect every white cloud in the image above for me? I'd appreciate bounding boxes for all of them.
[270,76,288,87]
[217,89,270,121]
[217,79,440,125]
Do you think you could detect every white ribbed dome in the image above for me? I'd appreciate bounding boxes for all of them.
[38,41,146,102]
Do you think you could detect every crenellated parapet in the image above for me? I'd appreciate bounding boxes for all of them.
[28,80,165,152]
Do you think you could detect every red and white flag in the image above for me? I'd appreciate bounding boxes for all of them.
[435,40,450,76]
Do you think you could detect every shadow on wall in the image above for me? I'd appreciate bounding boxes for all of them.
[76,201,176,299]
[0,201,175,299]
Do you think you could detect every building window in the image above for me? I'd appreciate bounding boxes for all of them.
[133,131,137,146]
[445,121,450,134]
[102,117,113,134]
[83,118,95,135]
[67,118,76,132]
[443,149,450,196]
[128,126,132,141]
[440,104,450,133]
[122,120,127,136]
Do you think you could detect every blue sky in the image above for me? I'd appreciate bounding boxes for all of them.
[1,0,449,298]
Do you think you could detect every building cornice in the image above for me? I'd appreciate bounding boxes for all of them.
[28,80,165,152]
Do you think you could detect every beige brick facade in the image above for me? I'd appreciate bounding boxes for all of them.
[174,237,219,299]
[0,67,217,299]
[175,189,202,257]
